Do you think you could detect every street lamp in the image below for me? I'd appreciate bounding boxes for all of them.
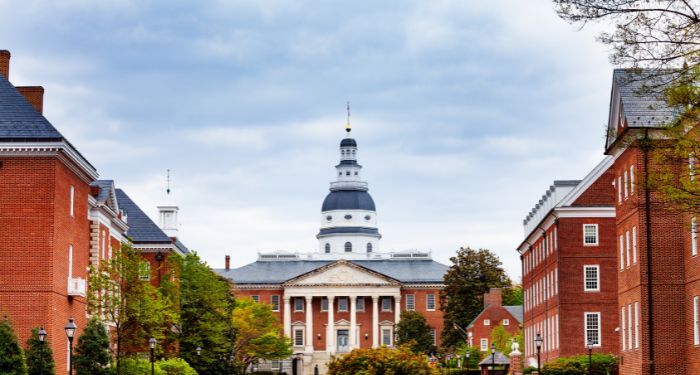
[38,326,47,343]
[64,318,77,375]
[587,339,594,374]
[535,332,543,375]
[465,351,470,370]
[196,346,202,356]
[490,343,496,375]
[149,337,157,375]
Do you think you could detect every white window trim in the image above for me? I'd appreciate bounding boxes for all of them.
[321,297,328,312]
[621,306,626,351]
[294,297,304,312]
[251,295,259,303]
[480,338,488,352]
[381,297,392,312]
[620,235,625,270]
[502,319,509,326]
[338,297,348,312]
[625,230,631,268]
[356,297,365,312]
[70,185,75,218]
[583,265,600,292]
[624,170,629,198]
[695,296,700,346]
[430,328,437,346]
[634,302,639,349]
[627,303,633,351]
[381,327,393,346]
[584,312,602,347]
[617,176,622,204]
[583,224,599,246]
[632,226,638,264]
[426,294,436,311]
[68,245,73,279]
[630,165,635,193]
[483,319,490,326]
[406,295,415,311]
[271,295,280,312]
[293,327,305,347]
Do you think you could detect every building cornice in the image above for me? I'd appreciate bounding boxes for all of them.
[0,141,98,182]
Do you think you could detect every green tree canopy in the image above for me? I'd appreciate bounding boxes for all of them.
[231,298,292,372]
[74,318,111,375]
[440,247,513,349]
[177,253,236,375]
[25,327,54,375]
[394,311,435,355]
[0,317,28,375]
[327,345,433,375]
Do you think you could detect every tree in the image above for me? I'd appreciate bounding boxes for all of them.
[440,247,513,349]
[490,326,512,355]
[503,284,523,306]
[25,328,54,375]
[231,298,292,373]
[0,317,28,375]
[327,345,433,375]
[88,243,179,374]
[177,253,236,375]
[73,318,111,375]
[394,311,434,355]
[554,1,700,76]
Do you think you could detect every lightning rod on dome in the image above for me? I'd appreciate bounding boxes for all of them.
[345,101,351,133]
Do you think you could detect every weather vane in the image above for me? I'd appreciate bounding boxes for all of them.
[166,169,171,195]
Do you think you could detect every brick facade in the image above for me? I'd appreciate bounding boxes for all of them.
[467,288,522,354]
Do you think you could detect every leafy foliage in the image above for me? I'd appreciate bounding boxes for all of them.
[540,353,618,375]
[502,284,523,306]
[231,298,292,372]
[118,357,197,375]
[326,345,435,375]
[0,317,28,375]
[440,247,513,348]
[156,358,198,375]
[25,327,55,375]
[395,311,435,355]
[74,318,112,375]
[88,243,179,374]
[489,326,512,355]
[177,253,236,375]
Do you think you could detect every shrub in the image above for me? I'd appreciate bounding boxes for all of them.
[120,357,165,375]
[327,345,434,375]
[26,327,55,375]
[0,317,28,375]
[541,353,618,375]
[157,358,197,375]
[74,318,111,375]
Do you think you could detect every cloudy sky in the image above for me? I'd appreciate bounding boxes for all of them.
[0,0,614,279]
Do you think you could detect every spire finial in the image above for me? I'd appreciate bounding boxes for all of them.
[345,101,351,133]
[166,169,171,195]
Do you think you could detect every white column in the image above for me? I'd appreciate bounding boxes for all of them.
[327,296,335,354]
[305,296,314,353]
[394,295,401,325]
[283,296,291,338]
[372,295,379,348]
[350,296,357,349]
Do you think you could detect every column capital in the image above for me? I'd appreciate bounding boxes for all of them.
[283,296,292,302]
[305,295,314,301]
[372,295,380,302]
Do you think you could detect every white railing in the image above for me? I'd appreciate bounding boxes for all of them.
[329,181,368,190]
[68,277,87,297]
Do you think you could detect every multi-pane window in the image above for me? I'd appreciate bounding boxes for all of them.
[583,224,598,245]
[338,297,348,312]
[251,295,259,303]
[294,328,304,347]
[585,312,601,346]
[321,297,328,312]
[294,297,304,312]
[554,227,558,250]
[634,302,639,349]
[483,319,490,326]
[406,295,415,311]
[619,235,625,270]
[630,165,635,193]
[430,329,437,345]
[270,361,280,370]
[381,297,392,311]
[628,303,633,351]
[503,319,510,326]
[356,297,365,311]
[695,296,700,346]
[344,242,352,252]
[271,295,280,311]
[693,217,698,256]
[584,265,599,291]
[138,262,151,281]
[480,338,488,351]
[625,230,631,268]
[426,294,436,311]
[617,176,622,204]
[632,226,638,263]
[621,306,626,351]
[381,328,392,346]
[624,171,629,198]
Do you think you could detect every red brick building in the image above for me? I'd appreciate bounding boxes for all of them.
[0,50,188,370]
[517,157,619,365]
[466,288,522,353]
[216,127,447,374]
[603,69,693,375]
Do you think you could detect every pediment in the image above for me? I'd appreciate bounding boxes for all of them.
[335,319,351,325]
[284,260,400,286]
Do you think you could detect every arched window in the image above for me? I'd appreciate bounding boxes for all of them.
[367,243,373,253]
[325,243,331,253]
[345,242,352,252]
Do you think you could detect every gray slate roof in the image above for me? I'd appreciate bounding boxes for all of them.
[504,305,523,324]
[215,259,448,284]
[91,180,114,205]
[0,76,62,141]
[478,352,510,366]
[613,69,678,128]
[115,189,172,244]
[322,190,376,211]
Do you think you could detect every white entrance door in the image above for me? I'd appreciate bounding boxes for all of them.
[337,330,349,352]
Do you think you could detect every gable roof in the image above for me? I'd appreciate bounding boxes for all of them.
[91,180,120,212]
[467,304,523,329]
[478,351,510,366]
[115,189,172,244]
[282,259,401,286]
[215,259,448,285]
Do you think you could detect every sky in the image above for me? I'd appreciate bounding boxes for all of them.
[0,0,615,280]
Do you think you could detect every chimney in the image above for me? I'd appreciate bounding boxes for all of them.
[483,288,503,308]
[0,50,9,79]
[225,255,231,271]
[16,86,44,113]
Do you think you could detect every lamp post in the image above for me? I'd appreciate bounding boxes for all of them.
[196,346,202,356]
[587,339,593,374]
[149,337,157,375]
[490,343,496,375]
[64,318,77,375]
[38,326,47,345]
[465,351,470,370]
[535,332,543,375]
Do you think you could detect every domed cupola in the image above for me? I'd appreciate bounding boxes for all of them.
[317,110,381,256]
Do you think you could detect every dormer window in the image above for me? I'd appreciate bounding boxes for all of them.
[345,242,352,252]
[325,243,331,253]
[367,243,373,253]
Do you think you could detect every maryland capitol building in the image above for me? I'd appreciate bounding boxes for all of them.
[216,124,448,373]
